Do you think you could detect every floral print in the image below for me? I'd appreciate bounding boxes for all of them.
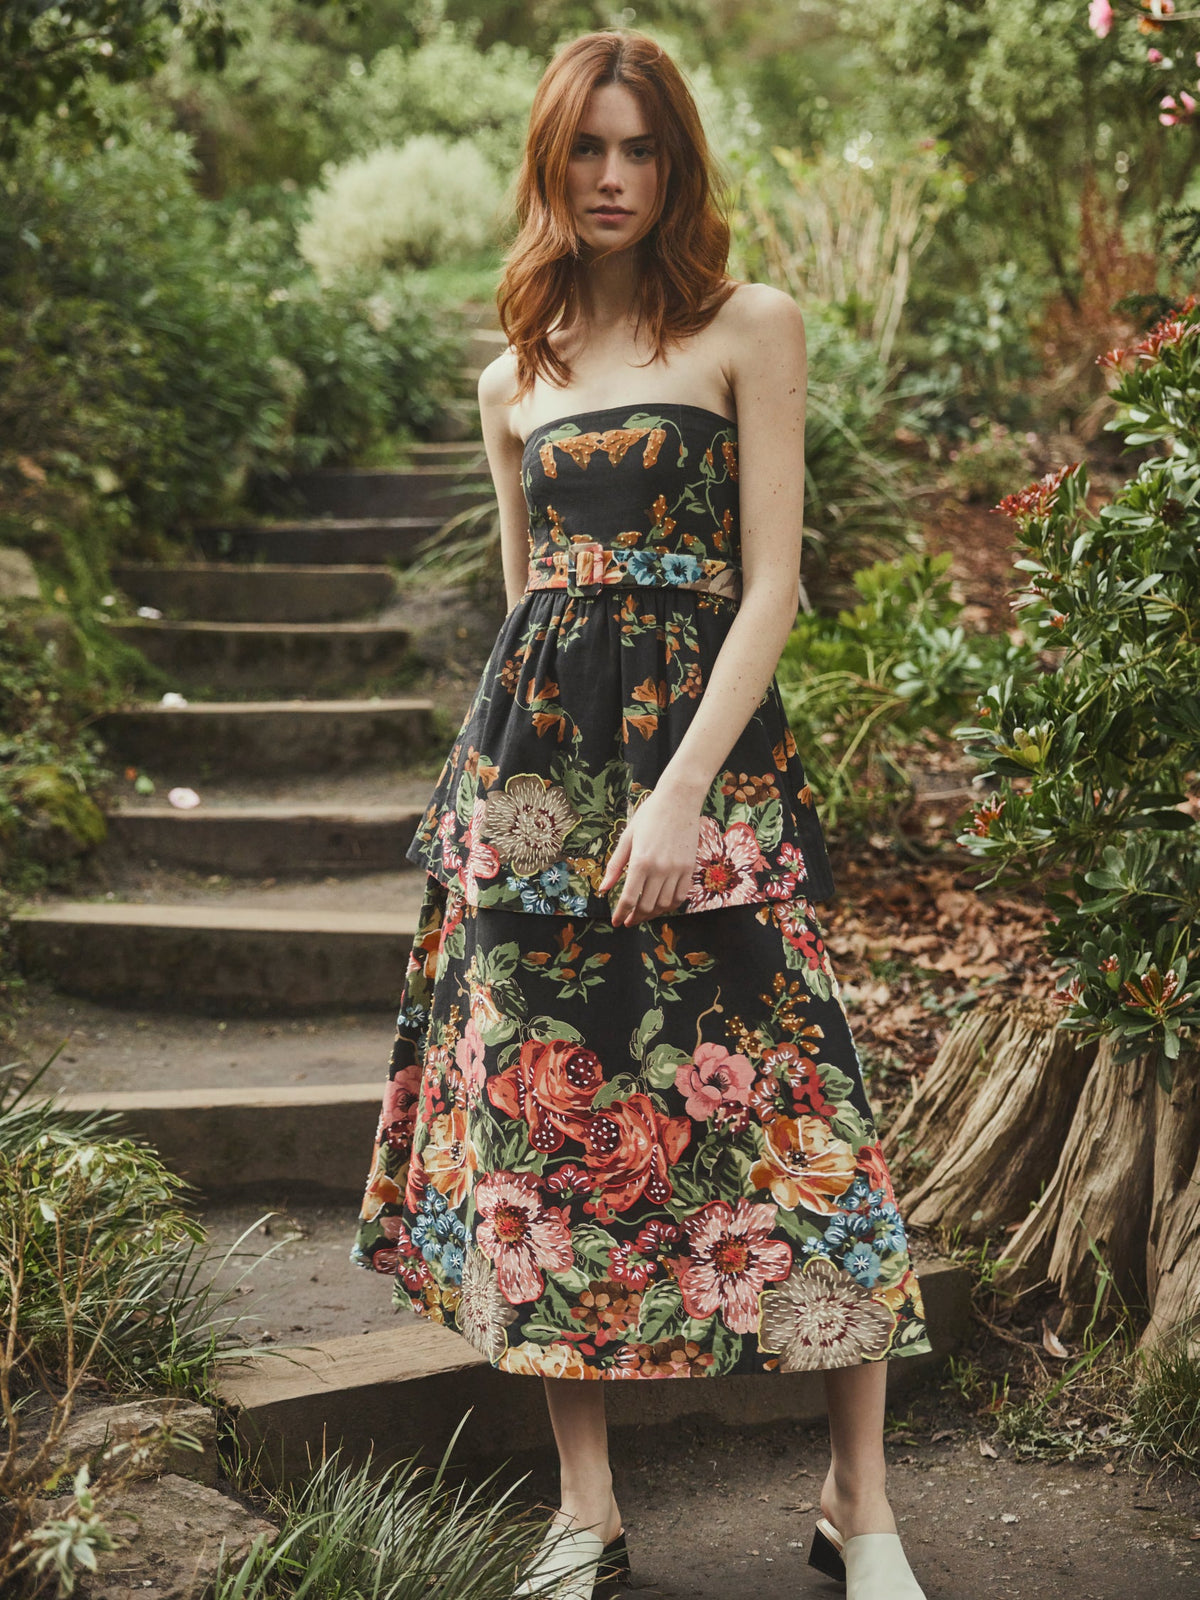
[403,404,836,918]
[353,877,933,1376]
[353,401,932,1378]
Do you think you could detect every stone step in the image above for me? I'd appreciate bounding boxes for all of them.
[97,697,437,778]
[57,1082,387,1194]
[464,325,508,369]
[111,562,397,623]
[213,1258,970,1482]
[284,467,482,522]
[192,517,442,566]
[14,903,417,1014]
[100,802,424,876]
[406,439,483,467]
[107,619,416,694]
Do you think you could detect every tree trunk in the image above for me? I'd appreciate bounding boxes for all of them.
[995,1037,1159,1337]
[893,994,1096,1240]
[1139,1045,1200,1355]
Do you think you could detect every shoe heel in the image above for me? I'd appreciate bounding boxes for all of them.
[807,1520,846,1583]
[596,1531,632,1596]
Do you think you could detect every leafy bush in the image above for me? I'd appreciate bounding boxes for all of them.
[776,551,1033,831]
[325,19,542,181]
[942,419,1037,503]
[0,604,115,901]
[957,295,1200,1077]
[0,1057,263,1595]
[298,136,504,282]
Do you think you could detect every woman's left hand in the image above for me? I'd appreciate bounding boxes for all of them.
[597,787,704,926]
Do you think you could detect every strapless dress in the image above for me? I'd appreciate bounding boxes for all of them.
[353,402,934,1381]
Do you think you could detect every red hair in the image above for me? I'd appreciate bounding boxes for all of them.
[496,30,738,401]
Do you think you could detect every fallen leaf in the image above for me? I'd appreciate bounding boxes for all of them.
[979,1439,998,1458]
[1041,1319,1070,1359]
[931,1428,957,1443]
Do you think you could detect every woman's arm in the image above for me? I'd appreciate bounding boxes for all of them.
[478,351,536,610]
[598,284,808,925]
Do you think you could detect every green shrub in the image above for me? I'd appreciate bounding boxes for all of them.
[943,418,1037,502]
[776,550,1033,832]
[298,136,504,281]
[325,19,541,181]
[957,294,1200,1078]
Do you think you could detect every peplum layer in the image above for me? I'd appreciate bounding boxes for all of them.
[404,582,836,918]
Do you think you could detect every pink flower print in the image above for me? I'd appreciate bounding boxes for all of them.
[474,1171,575,1305]
[437,809,463,875]
[764,841,806,899]
[454,1019,486,1105]
[686,818,767,911]
[380,1063,421,1156]
[674,1199,793,1335]
[674,1041,755,1120]
[462,796,500,902]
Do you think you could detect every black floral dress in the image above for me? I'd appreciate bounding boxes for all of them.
[352,402,933,1378]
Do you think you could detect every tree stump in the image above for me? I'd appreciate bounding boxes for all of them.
[892,993,1095,1240]
[995,1037,1161,1334]
[1140,1046,1200,1355]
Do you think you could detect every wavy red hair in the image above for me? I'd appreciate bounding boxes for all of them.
[496,30,738,401]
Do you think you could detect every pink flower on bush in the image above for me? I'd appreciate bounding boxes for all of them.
[674,1041,755,1120]
[1088,0,1114,38]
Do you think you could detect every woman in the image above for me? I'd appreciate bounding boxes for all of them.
[354,28,933,1600]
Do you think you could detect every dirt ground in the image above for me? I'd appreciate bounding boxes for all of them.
[200,1207,1200,1600]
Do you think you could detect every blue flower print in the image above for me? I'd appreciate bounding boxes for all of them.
[843,1242,883,1287]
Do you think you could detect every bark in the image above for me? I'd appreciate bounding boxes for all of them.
[1140,1046,1200,1354]
[996,1038,1160,1337]
[892,994,1095,1240]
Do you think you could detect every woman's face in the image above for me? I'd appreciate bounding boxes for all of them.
[564,82,664,255]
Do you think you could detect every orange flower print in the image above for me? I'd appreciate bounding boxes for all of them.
[749,1114,858,1213]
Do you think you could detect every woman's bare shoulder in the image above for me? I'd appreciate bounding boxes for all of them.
[721,279,805,334]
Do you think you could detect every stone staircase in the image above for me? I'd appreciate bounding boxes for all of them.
[9,305,971,1476]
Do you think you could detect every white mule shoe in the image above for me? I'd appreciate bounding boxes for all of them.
[514,1522,630,1600]
[807,1518,927,1599]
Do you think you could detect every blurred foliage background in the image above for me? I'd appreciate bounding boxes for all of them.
[0,0,1195,891]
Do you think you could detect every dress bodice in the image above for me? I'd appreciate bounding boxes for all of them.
[521,403,743,601]
[402,400,836,917]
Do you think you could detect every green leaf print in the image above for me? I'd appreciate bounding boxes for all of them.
[756,797,784,853]
[831,1106,872,1147]
[818,1063,858,1105]
[570,1222,619,1270]
[455,768,477,823]
[707,1320,744,1377]
[636,1279,687,1344]
[645,1041,690,1090]
[548,1264,591,1296]
[632,1006,664,1061]
[525,1014,586,1043]
[593,1072,641,1109]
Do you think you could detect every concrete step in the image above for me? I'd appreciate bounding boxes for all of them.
[100,802,424,876]
[405,440,483,467]
[107,619,416,694]
[111,562,397,623]
[192,517,442,566]
[464,325,508,370]
[58,1081,387,1193]
[97,697,436,778]
[284,468,481,522]
[213,1257,970,1482]
[13,989,401,1099]
[13,902,417,1014]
